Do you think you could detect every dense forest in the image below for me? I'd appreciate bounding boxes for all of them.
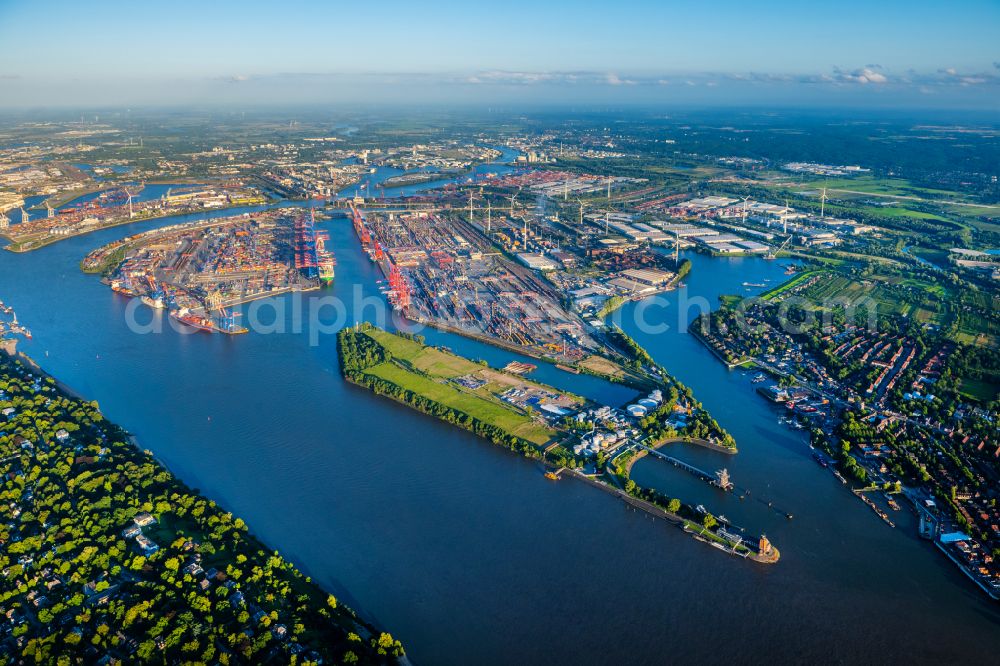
[0,353,402,664]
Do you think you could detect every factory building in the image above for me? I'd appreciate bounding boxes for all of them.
[516,253,560,271]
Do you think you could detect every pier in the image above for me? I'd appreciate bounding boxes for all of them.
[637,443,734,490]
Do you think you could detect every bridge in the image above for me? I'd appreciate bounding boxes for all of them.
[637,443,732,490]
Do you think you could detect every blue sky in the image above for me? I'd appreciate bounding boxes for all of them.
[1,0,998,108]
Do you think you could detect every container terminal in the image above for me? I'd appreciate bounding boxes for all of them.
[83,210,332,334]
[351,205,598,360]
[0,182,266,252]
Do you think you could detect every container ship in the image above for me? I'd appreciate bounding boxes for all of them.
[141,292,167,309]
[295,209,334,284]
[169,308,247,335]
[318,253,335,284]
[170,310,217,333]
[352,205,374,260]
[316,223,335,284]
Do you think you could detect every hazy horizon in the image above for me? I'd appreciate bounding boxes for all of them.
[1,0,998,110]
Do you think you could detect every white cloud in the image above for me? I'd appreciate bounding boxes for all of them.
[208,66,999,95]
[834,67,889,84]
[604,72,636,86]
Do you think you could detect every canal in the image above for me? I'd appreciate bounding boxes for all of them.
[0,209,998,664]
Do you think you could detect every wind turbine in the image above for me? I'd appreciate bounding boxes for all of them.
[741,196,750,226]
[508,188,519,215]
[820,187,827,220]
[576,199,586,227]
[123,186,134,219]
[486,199,492,235]
[468,190,475,223]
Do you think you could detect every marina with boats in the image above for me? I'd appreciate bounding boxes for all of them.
[0,299,32,348]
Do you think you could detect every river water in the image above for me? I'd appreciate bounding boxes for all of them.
[339,145,519,199]
[1,202,999,663]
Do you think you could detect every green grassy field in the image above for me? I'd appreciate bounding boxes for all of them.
[761,173,999,235]
[759,270,823,300]
[359,330,559,445]
[960,378,1000,403]
[718,294,744,308]
[871,207,949,221]
[366,328,479,378]
[786,175,978,201]
[363,362,554,444]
